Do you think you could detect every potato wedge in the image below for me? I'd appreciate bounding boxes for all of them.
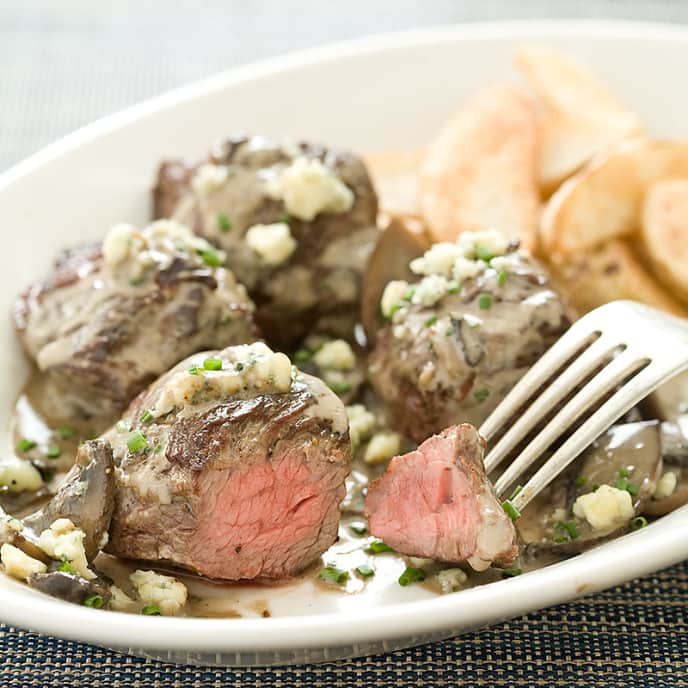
[642,179,688,303]
[516,45,644,196]
[419,83,540,252]
[548,238,688,318]
[363,149,423,216]
[541,139,688,255]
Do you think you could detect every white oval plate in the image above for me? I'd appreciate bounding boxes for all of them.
[2,19,688,668]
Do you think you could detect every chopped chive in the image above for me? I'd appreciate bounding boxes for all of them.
[128,276,144,286]
[84,594,104,609]
[319,566,348,585]
[402,287,416,302]
[140,409,154,425]
[57,426,77,440]
[58,560,77,575]
[45,446,61,460]
[127,431,148,454]
[631,516,648,531]
[115,421,129,434]
[476,246,494,262]
[469,320,481,329]
[387,303,402,320]
[203,357,223,371]
[398,567,426,587]
[592,484,600,492]
[510,485,523,500]
[16,439,36,453]
[563,521,579,540]
[328,381,352,395]
[445,326,455,337]
[350,523,368,536]
[293,348,312,363]
[502,499,521,521]
[367,540,393,554]
[279,212,291,224]
[497,270,508,287]
[216,212,232,232]
[478,293,493,310]
[501,568,522,578]
[618,467,632,478]
[154,444,163,453]
[197,248,223,267]
[575,475,588,488]
[553,520,579,541]
[626,482,640,497]
[424,315,438,328]
[188,365,201,375]
[355,564,375,578]
[473,388,490,403]
[615,477,629,491]
[142,604,161,616]
[447,280,461,295]
[552,534,567,544]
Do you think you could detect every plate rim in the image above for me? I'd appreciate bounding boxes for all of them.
[2,17,688,654]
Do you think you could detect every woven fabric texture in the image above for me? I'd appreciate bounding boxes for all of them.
[2,1,688,685]
[1,561,687,686]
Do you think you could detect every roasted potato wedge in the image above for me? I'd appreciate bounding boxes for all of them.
[642,179,688,303]
[419,83,540,252]
[541,139,688,255]
[516,45,643,195]
[549,238,688,318]
[363,149,423,216]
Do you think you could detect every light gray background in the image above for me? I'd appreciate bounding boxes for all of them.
[2,0,688,170]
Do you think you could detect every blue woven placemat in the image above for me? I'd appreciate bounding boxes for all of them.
[2,560,687,686]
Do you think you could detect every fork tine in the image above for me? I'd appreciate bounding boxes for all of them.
[483,333,622,473]
[493,348,648,497]
[479,318,599,442]
[512,358,688,511]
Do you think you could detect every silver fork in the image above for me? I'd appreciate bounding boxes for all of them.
[479,300,688,511]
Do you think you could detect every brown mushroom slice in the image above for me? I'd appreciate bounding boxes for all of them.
[28,570,111,606]
[361,214,431,344]
[22,439,115,560]
[643,475,688,516]
[525,421,661,557]
[643,370,688,423]
[571,421,662,508]
[659,422,688,467]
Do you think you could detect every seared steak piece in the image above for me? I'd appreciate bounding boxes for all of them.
[369,230,568,442]
[13,221,258,419]
[365,424,518,571]
[107,342,351,581]
[154,135,379,346]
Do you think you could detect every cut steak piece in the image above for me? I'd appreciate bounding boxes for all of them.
[369,239,568,443]
[154,134,379,346]
[106,343,351,581]
[365,424,518,571]
[13,221,258,420]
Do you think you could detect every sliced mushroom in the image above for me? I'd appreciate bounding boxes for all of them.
[28,570,111,606]
[361,214,431,344]
[643,370,688,422]
[659,421,688,467]
[23,439,115,560]
[525,421,661,557]
[643,473,688,516]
